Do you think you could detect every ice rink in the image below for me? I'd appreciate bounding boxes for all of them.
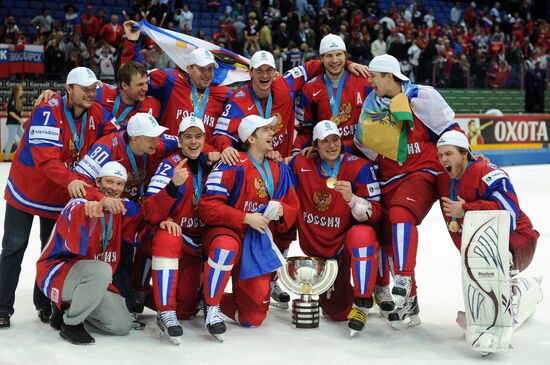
[0,162,548,365]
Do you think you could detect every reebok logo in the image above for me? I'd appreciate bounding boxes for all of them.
[478,272,495,279]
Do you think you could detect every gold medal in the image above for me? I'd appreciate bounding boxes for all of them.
[448,220,461,233]
[326,177,337,189]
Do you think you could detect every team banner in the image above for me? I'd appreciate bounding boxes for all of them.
[455,114,550,150]
[0,44,44,78]
[137,20,250,86]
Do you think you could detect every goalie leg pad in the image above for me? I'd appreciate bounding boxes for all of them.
[461,211,513,354]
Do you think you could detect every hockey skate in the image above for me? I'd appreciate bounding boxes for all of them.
[347,297,373,336]
[157,311,183,345]
[374,285,395,319]
[388,295,421,329]
[270,281,290,310]
[205,305,226,342]
[0,312,10,329]
[392,275,412,308]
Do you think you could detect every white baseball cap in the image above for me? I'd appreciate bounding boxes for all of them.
[97,161,128,181]
[66,67,102,87]
[189,48,219,68]
[437,130,474,157]
[178,115,205,134]
[368,54,409,81]
[127,113,168,137]
[313,120,341,141]
[319,34,346,55]
[250,50,276,69]
[238,115,277,142]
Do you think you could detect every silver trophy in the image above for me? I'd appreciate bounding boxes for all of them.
[278,256,338,328]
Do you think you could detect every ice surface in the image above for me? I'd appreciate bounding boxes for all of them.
[0,162,548,365]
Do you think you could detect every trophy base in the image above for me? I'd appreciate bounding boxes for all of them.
[291,299,320,329]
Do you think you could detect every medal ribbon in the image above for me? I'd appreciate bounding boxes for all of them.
[246,152,274,198]
[99,213,113,252]
[448,162,473,228]
[126,143,147,199]
[192,162,203,207]
[112,93,135,126]
[323,72,346,118]
[320,156,342,180]
[62,96,87,155]
[250,88,272,118]
[191,83,210,120]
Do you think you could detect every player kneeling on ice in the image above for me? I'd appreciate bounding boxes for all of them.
[140,116,220,344]
[197,115,299,341]
[288,121,384,336]
[436,131,541,356]
[36,162,148,345]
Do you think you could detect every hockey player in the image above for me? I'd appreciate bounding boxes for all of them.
[140,116,219,344]
[35,61,160,128]
[212,50,370,162]
[0,67,118,328]
[74,112,177,202]
[94,61,160,127]
[36,162,147,345]
[198,115,299,341]
[353,54,460,328]
[121,21,232,139]
[294,34,373,153]
[288,121,383,336]
[436,130,541,355]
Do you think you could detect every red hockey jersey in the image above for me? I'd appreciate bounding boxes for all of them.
[212,61,323,157]
[289,153,382,258]
[294,71,372,151]
[74,130,179,201]
[437,160,536,250]
[95,83,161,128]
[5,95,118,219]
[36,198,146,308]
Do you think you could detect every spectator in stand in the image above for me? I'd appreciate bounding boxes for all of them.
[464,2,477,27]
[273,22,290,50]
[96,8,108,28]
[81,5,100,41]
[259,19,273,51]
[371,32,387,58]
[3,85,25,162]
[450,2,462,25]
[407,37,421,82]
[99,15,124,48]
[3,16,20,40]
[212,24,234,50]
[64,5,81,33]
[174,4,193,32]
[95,41,116,83]
[244,17,260,55]
[44,32,65,79]
[525,61,547,113]
[31,8,55,34]
[64,31,89,65]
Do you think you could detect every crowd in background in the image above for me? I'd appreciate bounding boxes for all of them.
[0,0,548,90]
